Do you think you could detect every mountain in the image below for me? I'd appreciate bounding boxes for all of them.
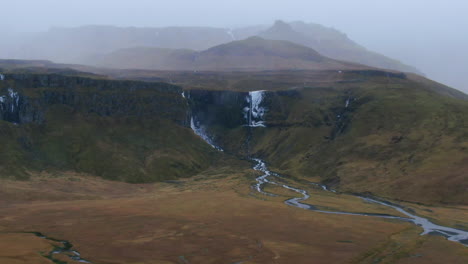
[5,25,237,64]
[259,20,422,74]
[93,47,197,70]
[1,22,422,74]
[93,37,368,71]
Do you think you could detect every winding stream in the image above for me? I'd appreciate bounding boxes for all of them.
[184,90,468,246]
[32,232,91,263]
[251,158,468,246]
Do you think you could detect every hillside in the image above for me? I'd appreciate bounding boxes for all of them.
[1,62,467,205]
[93,37,368,71]
[260,20,422,74]
[174,70,468,205]
[94,47,197,70]
[0,72,218,182]
[1,62,467,264]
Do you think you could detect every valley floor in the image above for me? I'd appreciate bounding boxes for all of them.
[0,162,467,264]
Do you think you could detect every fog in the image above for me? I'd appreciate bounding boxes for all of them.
[1,0,467,93]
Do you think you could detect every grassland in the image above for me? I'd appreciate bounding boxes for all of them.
[0,160,467,264]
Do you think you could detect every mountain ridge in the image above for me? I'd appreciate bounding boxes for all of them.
[1,21,422,75]
[92,37,370,71]
[260,20,422,74]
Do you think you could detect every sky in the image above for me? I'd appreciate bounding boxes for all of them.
[1,0,467,92]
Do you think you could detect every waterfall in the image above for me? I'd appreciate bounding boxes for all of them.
[243,90,266,127]
[190,117,223,151]
[182,91,223,151]
[0,88,20,113]
[8,88,19,112]
[183,90,268,152]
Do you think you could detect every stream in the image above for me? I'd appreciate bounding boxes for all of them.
[185,89,468,246]
[251,158,468,246]
[32,232,91,263]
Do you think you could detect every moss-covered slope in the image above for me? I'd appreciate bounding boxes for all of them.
[0,73,217,182]
[246,75,468,205]
[186,71,468,205]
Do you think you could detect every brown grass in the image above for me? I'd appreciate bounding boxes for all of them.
[0,168,466,264]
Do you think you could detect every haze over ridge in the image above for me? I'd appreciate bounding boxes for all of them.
[0,0,467,93]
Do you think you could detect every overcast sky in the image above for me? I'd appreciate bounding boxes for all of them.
[1,0,467,92]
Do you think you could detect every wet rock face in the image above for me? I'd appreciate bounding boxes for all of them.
[0,87,47,124]
[0,74,187,125]
[187,89,278,129]
[187,89,250,129]
[187,89,303,136]
[0,88,22,123]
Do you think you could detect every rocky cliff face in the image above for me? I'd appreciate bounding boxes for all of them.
[0,73,215,182]
[0,73,187,125]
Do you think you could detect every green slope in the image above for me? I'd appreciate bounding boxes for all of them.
[184,70,468,205]
[247,75,468,205]
[0,73,217,182]
[1,64,466,205]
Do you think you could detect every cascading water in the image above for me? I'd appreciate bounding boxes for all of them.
[0,88,20,113]
[243,90,266,127]
[190,116,223,151]
[183,91,223,151]
[7,88,19,112]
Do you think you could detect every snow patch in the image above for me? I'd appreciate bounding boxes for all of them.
[0,74,4,81]
[226,29,236,40]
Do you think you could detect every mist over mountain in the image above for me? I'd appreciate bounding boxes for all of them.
[259,20,421,74]
[1,1,468,263]
[1,21,421,74]
[91,37,367,71]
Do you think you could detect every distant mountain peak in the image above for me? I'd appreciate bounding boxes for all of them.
[267,20,295,34]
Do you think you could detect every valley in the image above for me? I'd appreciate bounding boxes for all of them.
[0,50,467,263]
[1,2,467,263]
